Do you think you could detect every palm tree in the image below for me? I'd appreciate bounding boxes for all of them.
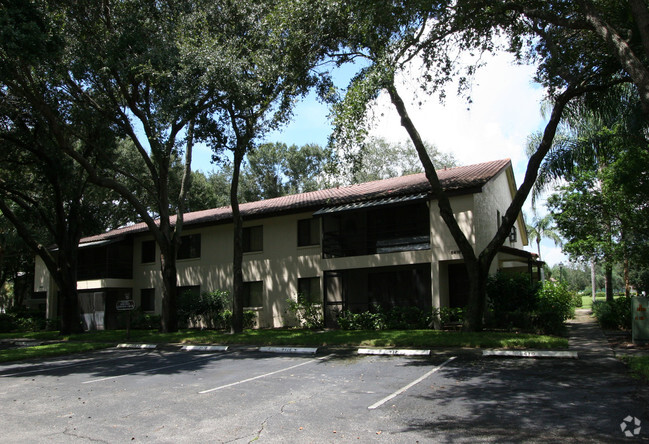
[526,86,644,300]
[526,214,562,262]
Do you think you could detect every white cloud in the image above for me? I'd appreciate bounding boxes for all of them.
[368,51,546,185]
[539,243,568,267]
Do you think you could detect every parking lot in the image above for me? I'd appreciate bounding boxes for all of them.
[1,347,647,443]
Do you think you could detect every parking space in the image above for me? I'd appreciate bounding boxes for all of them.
[1,348,647,442]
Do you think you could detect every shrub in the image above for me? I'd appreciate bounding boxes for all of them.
[593,298,632,330]
[384,306,433,330]
[487,272,577,335]
[222,309,257,330]
[487,272,539,330]
[337,309,386,330]
[534,281,576,335]
[439,307,463,326]
[0,313,16,332]
[0,308,48,332]
[286,294,323,329]
[337,306,435,330]
[487,272,539,314]
[129,309,161,330]
[178,290,230,329]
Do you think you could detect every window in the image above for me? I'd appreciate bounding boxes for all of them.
[243,281,263,307]
[141,240,156,263]
[298,218,320,246]
[140,288,155,312]
[243,226,263,252]
[297,277,321,304]
[177,234,201,260]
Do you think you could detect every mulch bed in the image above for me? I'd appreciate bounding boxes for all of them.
[604,330,649,350]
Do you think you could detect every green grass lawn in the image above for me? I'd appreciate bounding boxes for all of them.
[622,356,649,383]
[0,328,567,363]
[0,342,113,363]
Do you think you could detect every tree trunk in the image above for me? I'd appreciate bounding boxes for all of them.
[582,3,649,114]
[230,148,245,334]
[624,256,631,298]
[591,260,597,303]
[604,262,614,302]
[57,246,83,335]
[159,242,178,333]
[463,260,489,331]
[385,76,578,331]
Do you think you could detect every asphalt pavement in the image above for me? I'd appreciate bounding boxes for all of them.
[0,309,647,443]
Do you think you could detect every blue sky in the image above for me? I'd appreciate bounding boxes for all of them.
[191,52,566,265]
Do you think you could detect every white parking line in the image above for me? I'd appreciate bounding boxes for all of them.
[199,355,331,394]
[0,351,148,378]
[83,353,224,384]
[368,356,456,410]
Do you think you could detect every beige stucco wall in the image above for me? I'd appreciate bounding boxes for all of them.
[33,255,59,320]
[130,213,325,328]
[126,196,479,327]
[39,173,529,326]
[473,167,529,275]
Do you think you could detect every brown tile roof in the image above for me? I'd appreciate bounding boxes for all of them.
[80,158,511,244]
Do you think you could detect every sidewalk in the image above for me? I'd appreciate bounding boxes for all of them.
[568,308,617,361]
[568,307,649,360]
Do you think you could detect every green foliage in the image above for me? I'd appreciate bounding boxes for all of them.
[286,295,323,330]
[337,309,386,331]
[439,307,464,326]
[526,213,562,261]
[487,272,539,317]
[592,298,632,330]
[487,272,577,335]
[383,306,434,330]
[178,290,231,329]
[0,308,50,333]
[337,306,434,331]
[333,136,459,186]
[623,356,649,383]
[241,142,331,201]
[534,281,577,335]
[129,309,162,330]
[222,310,257,330]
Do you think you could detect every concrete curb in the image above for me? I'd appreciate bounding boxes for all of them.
[258,346,318,354]
[181,345,229,352]
[116,343,158,350]
[358,348,431,356]
[483,350,578,359]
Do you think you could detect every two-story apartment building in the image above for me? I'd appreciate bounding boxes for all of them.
[34,158,541,330]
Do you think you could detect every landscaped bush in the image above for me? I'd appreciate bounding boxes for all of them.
[592,297,632,330]
[337,306,434,330]
[384,306,434,330]
[486,272,539,330]
[0,308,49,332]
[486,272,577,335]
[129,309,162,330]
[439,307,464,326]
[487,272,539,314]
[222,309,257,330]
[337,309,386,330]
[178,290,232,329]
[534,281,576,335]
[286,294,323,329]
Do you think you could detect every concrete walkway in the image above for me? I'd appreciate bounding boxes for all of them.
[568,308,619,362]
